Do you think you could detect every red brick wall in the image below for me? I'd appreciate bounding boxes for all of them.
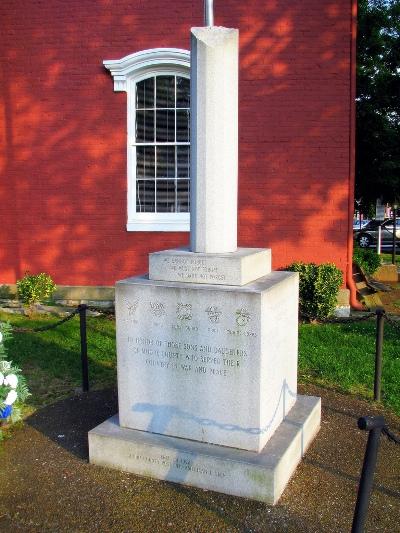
[0,0,355,286]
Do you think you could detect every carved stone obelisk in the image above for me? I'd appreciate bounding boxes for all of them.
[190,26,238,253]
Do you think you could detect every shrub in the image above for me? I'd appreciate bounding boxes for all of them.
[16,272,56,307]
[353,246,381,276]
[287,262,343,320]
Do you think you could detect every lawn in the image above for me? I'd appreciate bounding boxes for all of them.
[0,311,116,409]
[1,311,399,415]
[299,319,399,414]
[380,251,400,266]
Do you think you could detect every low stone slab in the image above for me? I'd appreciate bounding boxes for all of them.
[89,395,321,504]
[149,247,271,286]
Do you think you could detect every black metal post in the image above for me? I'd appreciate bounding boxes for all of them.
[352,416,385,533]
[374,309,385,402]
[392,208,397,265]
[78,304,89,392]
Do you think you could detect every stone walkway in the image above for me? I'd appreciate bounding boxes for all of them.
[0,384,399,532]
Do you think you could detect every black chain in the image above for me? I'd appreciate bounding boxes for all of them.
[382,425,400,445]
[12,308,80,333]
[384,313,400,332]
[86,305,115,316]
[323,313,376,324]
[299,312,375,324]
[300,310,400,327]
[11,305,115,335]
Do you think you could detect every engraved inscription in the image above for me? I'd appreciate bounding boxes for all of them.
[205,306,222,323]
[150,302,166,317]
[177,303,192,321]
[160,257,226,282]
[129,336,247,378]
[235,308,251,326]
[125,298,139,316]
[128,451,227,479]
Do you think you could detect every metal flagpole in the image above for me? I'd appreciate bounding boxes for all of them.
[204,0,214,26]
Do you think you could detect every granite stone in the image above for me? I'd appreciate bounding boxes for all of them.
[88,19,321,505]
[89,395,321,504]
[149,247,271,286]
[190,27,238,253]
[115,271,299,452]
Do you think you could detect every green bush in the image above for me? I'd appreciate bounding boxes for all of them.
[16,272,56,307]
[287,262,343,320]
[353,246,381,276]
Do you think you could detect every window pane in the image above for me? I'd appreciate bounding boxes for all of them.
[157,146,175,178]
[156,109,175,142]
[177,179,190,212]
[136,78,154,109]
[176,77,190,108]
[136,110,154,142]
[156,180,176,212]
[156,76,175,108]
[177,146,189,178]
[136,146,155,179]
[176,109,190,142]
[137,180,155,212]
[134,74,191,218]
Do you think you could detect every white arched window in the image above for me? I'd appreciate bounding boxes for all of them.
[104,49,190,231]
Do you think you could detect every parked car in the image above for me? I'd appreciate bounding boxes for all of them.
[353,219,370,230]
[354,219,400,248]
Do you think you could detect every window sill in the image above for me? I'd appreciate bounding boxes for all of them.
[127,215,190,232]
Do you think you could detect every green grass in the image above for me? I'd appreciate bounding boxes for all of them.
[299,320,400,414]
[1,312,399,416]
[380,252,400,266]
[0,312,116,408]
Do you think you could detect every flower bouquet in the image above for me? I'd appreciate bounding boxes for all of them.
[0,323,30,430]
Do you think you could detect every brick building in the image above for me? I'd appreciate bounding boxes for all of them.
[0,0,358,302]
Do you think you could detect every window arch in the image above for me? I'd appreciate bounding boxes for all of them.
[104,49,191,231]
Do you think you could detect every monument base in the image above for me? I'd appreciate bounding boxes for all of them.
[88,395,321,504]
[149,247,271,286]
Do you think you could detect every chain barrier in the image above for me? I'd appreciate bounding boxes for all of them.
[12,307,80,334]
[323,313,376,324]
[300,310,400,327]
[352,415,395,532]
[11,305,89,391]
[384,313,400,332]
[382,425,400,445]
[299,311,376,323]
[299,308,400,404]
[86,305,115,316]
[11,305,115,335]
[7,302,400,400]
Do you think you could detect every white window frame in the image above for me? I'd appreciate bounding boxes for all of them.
[104,48,191,232]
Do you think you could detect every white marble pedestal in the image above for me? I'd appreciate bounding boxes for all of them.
[89,395,320,504]
[88,267,321,502]
[114,271,299,452]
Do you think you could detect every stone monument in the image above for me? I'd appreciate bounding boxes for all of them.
[89,5,321,504]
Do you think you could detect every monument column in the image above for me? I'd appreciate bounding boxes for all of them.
[190,26,238,253]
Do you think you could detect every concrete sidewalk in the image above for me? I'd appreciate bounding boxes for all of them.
[0,384,399,532]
